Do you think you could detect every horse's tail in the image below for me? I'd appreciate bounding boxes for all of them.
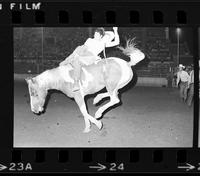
[117,38,145,66]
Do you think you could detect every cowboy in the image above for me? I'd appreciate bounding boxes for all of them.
[176,64,190,102]
[59,27,120,92]
[187,64,194,106]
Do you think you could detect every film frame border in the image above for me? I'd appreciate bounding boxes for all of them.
[0,0,199,173]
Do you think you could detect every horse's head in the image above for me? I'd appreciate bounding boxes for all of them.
[118,38,145,66]
[25,77,47,114]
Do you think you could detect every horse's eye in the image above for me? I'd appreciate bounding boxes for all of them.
[32,93,38,97]
[30,87,38,97]
[31,92,37,97]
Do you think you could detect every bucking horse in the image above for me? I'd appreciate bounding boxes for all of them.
[25,39,145,133]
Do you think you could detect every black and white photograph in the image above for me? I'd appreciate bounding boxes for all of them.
[198,28,200,147]
[14,27,194,147]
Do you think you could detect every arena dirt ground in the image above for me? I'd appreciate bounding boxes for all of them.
[14,80,194,147]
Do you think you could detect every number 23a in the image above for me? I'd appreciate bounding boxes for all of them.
[9,163,32,171]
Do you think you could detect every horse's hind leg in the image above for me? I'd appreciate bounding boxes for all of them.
[93,92,110,105]
[95,89,120,119]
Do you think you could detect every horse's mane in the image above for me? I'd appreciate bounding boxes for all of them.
[35,69,52,87]
[117,38,138,56]
[35,65,73,90]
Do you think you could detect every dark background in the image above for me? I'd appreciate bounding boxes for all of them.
[14,27,193,79]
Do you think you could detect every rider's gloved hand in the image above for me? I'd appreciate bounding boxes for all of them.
[113,27,118,31]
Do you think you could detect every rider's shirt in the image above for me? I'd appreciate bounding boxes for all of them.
[84,38,105,56]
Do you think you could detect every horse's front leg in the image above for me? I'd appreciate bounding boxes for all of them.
[74,93,91,132]
[74,93,103,132]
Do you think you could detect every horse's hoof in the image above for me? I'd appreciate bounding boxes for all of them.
[93,98,99,105]
[95,111,102,119]
[96,120,103,130]
[83,128,91,133]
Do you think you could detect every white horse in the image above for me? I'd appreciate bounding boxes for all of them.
[25,39,145,133]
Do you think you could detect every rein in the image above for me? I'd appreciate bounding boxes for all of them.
[103,43,108,67]
[102,43,108,82]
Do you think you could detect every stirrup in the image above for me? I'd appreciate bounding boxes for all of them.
[72,86,80,92]
[72,81,80,92]
[72,88,80,92]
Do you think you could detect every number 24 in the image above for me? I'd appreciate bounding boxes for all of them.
[109,163,124,171]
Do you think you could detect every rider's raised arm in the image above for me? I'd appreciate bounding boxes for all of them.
[104,27,120,48]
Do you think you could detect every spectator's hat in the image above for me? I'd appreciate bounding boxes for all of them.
[179,64,185,68]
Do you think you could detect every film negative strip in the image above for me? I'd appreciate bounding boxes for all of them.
[0,0,199,173]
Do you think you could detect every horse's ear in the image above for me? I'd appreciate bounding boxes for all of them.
[25,77,31,83]
[25,77,36,84]
[31,78,37,84]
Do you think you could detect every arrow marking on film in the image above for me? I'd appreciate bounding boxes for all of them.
[0,164,7,171]
[89,163,106,171]
[178,163,195,171]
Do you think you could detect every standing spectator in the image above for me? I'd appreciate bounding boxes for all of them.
[185,66,190,74]
[176,64,190,102]
[187,65,194,106]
